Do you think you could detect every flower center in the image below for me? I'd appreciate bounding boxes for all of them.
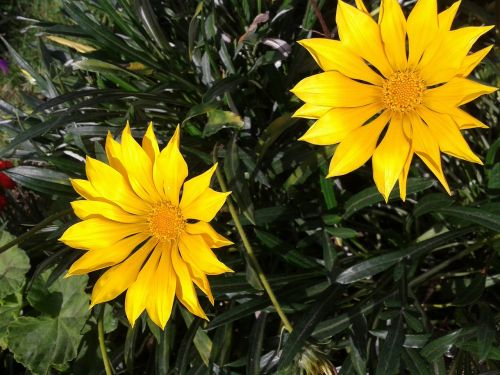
[382,71,426,113]
[147,201,185,241]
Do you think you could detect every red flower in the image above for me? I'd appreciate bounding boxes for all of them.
[0,160,15,190]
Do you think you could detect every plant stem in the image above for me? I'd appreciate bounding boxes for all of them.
[98,308,113,375]
[0,208,72,255]
[213,148,293,333]
[309,0,330,37]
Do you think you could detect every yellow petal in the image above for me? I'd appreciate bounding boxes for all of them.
[85,156,148,215]
[146,241,176,328]
[327,111,390,177]
[447,107,488,129]
[438,1,461,31]
[179,233,233,275]
[125,245,162,326]
[70,179,99,200]
[90,238,157,307]
[379,0,407,71]
[185,221,233,248]
[60,218,148,250]
[417,107,483,164]
[459,45,493,77]
[299,103,383,146]
[336,1,392,77]
[181,188,230,222]
[298,39,383,85]
[291,71,382,108]
[46,35,97,53]
[398,142,414,201]
[409,112,450,194]
[171,244,207,319]
[120,124,162,203]
[423,77,497,110]
[71,200,144,223]
[187,263,214,305]
[105,132,127,176]
[67,233,149,276]
[372,114,411,202]
[179,164,217,209]
[355,0,368,13]
[142,122,160,162]
[420,26,494,85]
[292,103,331,119]
[407,0,438,66]
[153,125,188,205]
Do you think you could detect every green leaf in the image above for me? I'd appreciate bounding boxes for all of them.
[180,308,212,366]
[336,227,475,284]
[413,193,454,217]
[326,227,358,239]
[476,303,495,362]
[402,349,433,375]
[0,230,30,298]
[421,329,465,362]
[203,109,244,137]
[438,206,500,232]
[0,293,23,349]
[6,166,73,196]
[452,274,485,306]
[344,178,434,218]
[375,313,405,375]
[6,269,90,375]
[247,312,267,375]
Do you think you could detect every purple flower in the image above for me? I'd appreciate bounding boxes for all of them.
[0,59,8,75]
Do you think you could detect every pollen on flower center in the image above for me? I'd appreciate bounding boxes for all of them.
[147,201,185,241]
[382,71,426,113]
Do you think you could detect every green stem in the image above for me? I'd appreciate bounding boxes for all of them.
[0,208,72,255]
[98,308,113,375]
[213,148,293,333]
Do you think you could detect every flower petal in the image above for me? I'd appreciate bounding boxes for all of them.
[420,26,494,85]
[90,237,157,307]
[172,244,207,319]
[423,77,497,111]
[291,71,382,108]
[292,103,331,119]
[336,0,392,77]
[105,132,127,177]
[372,114,411,202]
[71,200,144,223]
[447,107,488,129]
[459,45,493,77]
[179,164,217,209]
[379,0,407,71]
[125,245,162,326]
[67,233,149,276]
[409,112,450,193]
[438,1,461,31]
[187,263,214,305]
[355,0,368,13]
[142,122,160,162]
[185,221,233,248]
[298,39,383,85]
[120,124,162,203]
[398,143,414,201]
[417,106,483,164]
[181,188,230,222]
[327,111,390,177]
[407,0,438,66]
[60,217,148,251]
[153,125,188,205]
[85,156,148,215]
[70,178,99,200]
[179,233,233,275]
[146,241,176,328]
[299,103,383,146]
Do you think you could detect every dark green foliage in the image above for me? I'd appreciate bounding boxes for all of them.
[0,0,498,374]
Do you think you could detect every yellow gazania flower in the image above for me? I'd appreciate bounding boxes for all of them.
[291,0,497,201]
[60,123,233,328]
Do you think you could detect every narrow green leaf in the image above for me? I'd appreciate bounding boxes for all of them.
[375,313,405,375]
[438,206,500,232]
[247,312,267,375]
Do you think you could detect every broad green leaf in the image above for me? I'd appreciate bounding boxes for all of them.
[438,206,500,232]
[6,269,90,375]
[204,109,244,137]
[0,293,23,349]
[0,230,30,298]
